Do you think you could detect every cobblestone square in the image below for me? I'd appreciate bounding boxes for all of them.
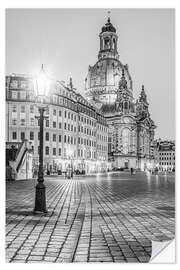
[6,172,175,263]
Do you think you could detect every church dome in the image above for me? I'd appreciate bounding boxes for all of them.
[101,17,116,33]
[85,58,132,105]
[85,16,133,108]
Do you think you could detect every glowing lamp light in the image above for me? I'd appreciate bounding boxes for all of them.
[34,64,50,98]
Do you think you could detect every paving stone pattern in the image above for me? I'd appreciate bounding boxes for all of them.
[6,172,175,263]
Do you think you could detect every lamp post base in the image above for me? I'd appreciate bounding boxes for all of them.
[33,182,47,214]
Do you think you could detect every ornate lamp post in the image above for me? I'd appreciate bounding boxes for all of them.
[33,65,49,213]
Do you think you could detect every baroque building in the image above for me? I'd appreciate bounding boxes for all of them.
[85,17,156,170]
[6,74,108,175]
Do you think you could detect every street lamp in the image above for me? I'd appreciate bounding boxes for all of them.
[33,65,50,213]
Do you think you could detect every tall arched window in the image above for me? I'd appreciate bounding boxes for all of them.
[122,128,130,154]
[123,101,129,113]
[104,37,110,49]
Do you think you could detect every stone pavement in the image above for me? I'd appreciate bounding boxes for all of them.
[6,172,175,263]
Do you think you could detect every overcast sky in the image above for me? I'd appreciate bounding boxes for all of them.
[6,8,175,140]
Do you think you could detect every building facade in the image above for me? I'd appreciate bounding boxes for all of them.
[85,17,156,170]
[153,140,175,172]
[6,74,108,174]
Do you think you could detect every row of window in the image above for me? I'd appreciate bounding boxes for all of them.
[97,124,107,133]
[97,144,107,152]
[45,146,61,156]
[8,79,76,100]
[159,157,175,160]
[159,162,175,165]
[78,125,96,136]
[11,119,101,138]
[159,152,175,155]
[10,91,27,100]
[12,132,99,148]
[11,118,75,131]
[78,115,96,127]
[77,149,96,159]
[33,146,98,160]
[46,108,78,121]
[10,102,107,128]
[97,133,107,142]
[11,103,98,124]
[11,105,99,128]
[78,137,96,147]
[11,119,108,142]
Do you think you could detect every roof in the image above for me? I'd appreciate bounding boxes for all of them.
[101,17,116,33]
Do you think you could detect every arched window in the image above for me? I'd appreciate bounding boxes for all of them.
[123,101,129,113]
[104,37,110,49]
[122,128,130,154]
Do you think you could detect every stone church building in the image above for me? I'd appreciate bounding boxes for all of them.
[85,17,156,170]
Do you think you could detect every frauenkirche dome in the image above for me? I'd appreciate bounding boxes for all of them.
[85,17,133,107]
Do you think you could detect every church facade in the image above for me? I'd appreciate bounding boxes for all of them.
[85,17,156,170]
